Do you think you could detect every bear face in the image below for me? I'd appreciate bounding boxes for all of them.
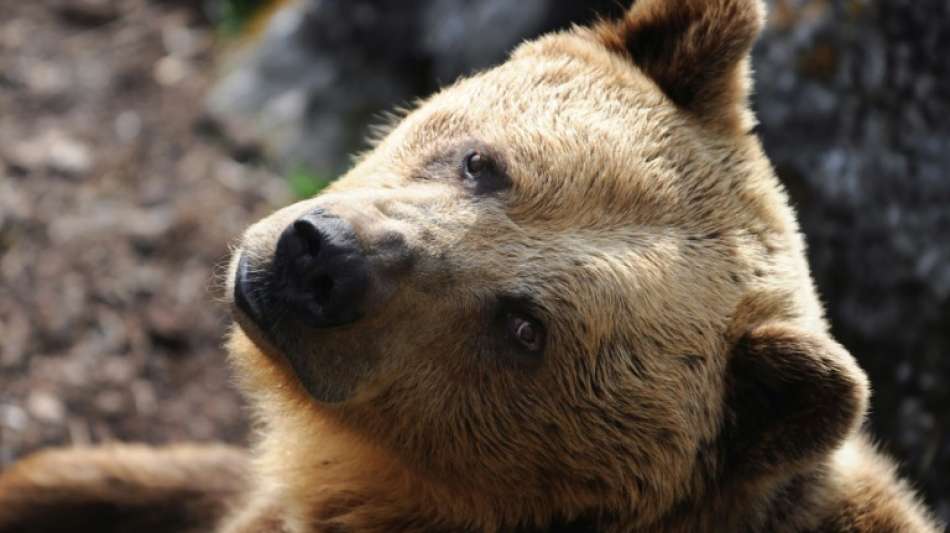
[227,0,869,529]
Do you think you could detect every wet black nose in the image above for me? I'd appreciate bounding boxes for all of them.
[271,211,370,327]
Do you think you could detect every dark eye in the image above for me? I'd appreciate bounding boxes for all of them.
[507,313,545,353]
[455,145,510,193]
[463,150,488,180]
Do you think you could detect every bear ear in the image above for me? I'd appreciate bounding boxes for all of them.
[592,0,765,131]
[721,323,869,477]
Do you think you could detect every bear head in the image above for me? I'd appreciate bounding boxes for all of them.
[227,0,869,529]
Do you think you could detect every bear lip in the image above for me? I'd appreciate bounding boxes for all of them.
[230,252,373,404]
[234,254,264,324]
[232,253,283,358]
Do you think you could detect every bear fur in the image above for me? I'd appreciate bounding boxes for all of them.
[0,0,941,531]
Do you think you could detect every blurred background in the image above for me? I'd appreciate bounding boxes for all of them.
[0,0,947,522]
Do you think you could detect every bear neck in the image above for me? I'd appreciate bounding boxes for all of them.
[256,412,848,533]
[632,463,837,533]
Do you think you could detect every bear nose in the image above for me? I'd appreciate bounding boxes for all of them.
[271,210,370,328]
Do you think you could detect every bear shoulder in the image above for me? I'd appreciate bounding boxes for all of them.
[818,436,941,532]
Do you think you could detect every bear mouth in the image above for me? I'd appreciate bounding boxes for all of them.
[231,252,374,404]
[234,254,264,326]
[232,253,283,358]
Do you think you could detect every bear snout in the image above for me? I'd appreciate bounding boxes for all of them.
[231,204,418,403]
[232,202,420,332]
[271,210,372,328]
[234,208,379,332]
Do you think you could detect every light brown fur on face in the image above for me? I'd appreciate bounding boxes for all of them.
[0,1,941,532]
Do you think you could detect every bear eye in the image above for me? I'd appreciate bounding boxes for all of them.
[507,312,544,353]
[454,145,510,193]
[462,150,488,180]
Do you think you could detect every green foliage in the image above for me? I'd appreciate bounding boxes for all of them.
[214,0,263,37]
[287,165,332,199]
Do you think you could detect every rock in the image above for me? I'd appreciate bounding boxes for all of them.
[47,134,93,176]
[161,21,207,59]
[114,110,142,144]
[7,130,93,177]
[55,0,118,27]
[24,60,69,97]
[26,391,65,424]
[95,389,126,415]
[0,311,30,368]
[154,55,190,86]
[0,404,28,432]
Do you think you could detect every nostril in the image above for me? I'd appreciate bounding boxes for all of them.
[293,218,324,255]
[270,211,371,328]
[312,274,334,303]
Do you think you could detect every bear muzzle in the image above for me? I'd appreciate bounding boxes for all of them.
[274,211,369,326]
[231,205,415,402]
[234,206,416,329]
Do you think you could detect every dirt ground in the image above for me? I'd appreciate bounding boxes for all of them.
[0,0,292,464]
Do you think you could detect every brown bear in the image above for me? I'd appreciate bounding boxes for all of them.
[0,0,941,531]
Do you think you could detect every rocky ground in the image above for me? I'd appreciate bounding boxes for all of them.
[1,0,947,524]
[0,0,292,463]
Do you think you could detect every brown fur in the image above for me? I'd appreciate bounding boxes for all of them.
[0,444,246,533]
[0,1,941,531]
